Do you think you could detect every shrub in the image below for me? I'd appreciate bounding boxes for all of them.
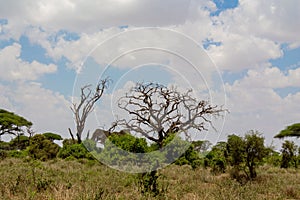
[58,140,92,160]
[7,150,28,159]
[27,134,60,161]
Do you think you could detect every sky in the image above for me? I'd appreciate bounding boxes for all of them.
[0,0,299,149]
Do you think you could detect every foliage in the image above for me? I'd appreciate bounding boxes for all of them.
[226,131,268,180]
[244,131,268,178]
[9,135,30,150]
[27,134,60,161]
[280,140,298,168]
[7,149,29,159]
[2,158,300,200]
[0,109,32,137]
[58,139,93,160]
[108,133,149,153]
[192,140,211,153]
[205,142,227,174]
[275,123,300,138]
[42,132,63,141]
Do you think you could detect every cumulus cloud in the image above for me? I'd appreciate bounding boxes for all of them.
[0,43,57,81]
[216,0,300,48]
[0,82,73,137]
[0,0,191,35]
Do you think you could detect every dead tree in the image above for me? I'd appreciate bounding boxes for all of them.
[70,78,110,143]
[118,82,226,148]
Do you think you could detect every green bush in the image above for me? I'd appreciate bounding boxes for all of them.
[58,140,93,160]
[27,134,60,161]
[7,150,28,158]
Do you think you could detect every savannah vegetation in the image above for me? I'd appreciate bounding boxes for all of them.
[1,81,300,199]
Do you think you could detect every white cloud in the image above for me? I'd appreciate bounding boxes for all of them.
[0,82,73,137]
[233,67,300,89]
[222,66,300,147]
[217,0,300,48]
[0,43,57,81]
[0,0,191,36]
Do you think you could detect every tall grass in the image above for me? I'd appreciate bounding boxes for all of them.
[0,158,299,199]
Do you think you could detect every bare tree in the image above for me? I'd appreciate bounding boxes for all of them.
[118,82,226,148]
[70,78,110,143]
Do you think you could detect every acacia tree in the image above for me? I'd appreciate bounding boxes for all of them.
[118,82,225,148]
[0,109,32,139]
[274,123,300,139]
[70,78,110,143]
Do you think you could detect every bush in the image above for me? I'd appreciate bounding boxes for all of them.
[7,150,28,159]
[27,134,60,161]
[58,140,93,160]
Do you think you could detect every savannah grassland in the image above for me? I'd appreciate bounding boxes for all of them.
[1,158,300,200]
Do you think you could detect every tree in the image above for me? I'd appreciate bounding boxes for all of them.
[0,109,32,138]
[70,78,110,143]
[280,140,298,168]
[244,131,267,179]
[226,131,267,180]
[274,123,300,139]
[205,141,228,174]
[117,82,225,196]
[118,82,225,148]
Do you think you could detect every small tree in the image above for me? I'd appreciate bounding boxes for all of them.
[227,131,267,180]
[70,78,110,143]
[244,131,267,179]
[205,142,228,174]
[281,140,298,168]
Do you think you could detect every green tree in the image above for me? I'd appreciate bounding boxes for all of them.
[0,109,32,138]
[27,134,60,161]
[226,131,267,180]
[244,131,267,179]
[275,123,300,139]
[205,141,227,174]
[281,140,298,168]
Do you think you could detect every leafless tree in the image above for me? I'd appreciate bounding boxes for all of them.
[118,82,226,148]
[70,77,111,143]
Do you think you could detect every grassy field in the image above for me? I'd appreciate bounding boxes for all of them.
[0,158,300,200]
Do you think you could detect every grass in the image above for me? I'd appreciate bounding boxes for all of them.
[0,158,300,200]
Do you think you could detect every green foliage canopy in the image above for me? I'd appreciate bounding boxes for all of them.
[275,123,300,139]
[43,132,63,141]
[0,109,32,137]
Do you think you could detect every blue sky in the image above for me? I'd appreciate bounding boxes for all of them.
[0,0,300,148]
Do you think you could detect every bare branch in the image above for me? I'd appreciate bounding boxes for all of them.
[117,82,226,147]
